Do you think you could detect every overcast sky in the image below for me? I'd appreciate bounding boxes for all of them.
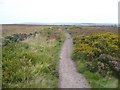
[0,0,119,24]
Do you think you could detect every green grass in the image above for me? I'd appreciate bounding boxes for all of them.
[75,59,118,88]
[2,29,65,88]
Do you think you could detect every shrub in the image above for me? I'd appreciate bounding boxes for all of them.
[73,32,120,76]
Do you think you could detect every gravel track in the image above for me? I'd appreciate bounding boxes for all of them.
[59,32,91,88]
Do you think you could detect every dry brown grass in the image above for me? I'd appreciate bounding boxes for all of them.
[2,25,48,37]
[67,26,118,37]
[2,24,118,37]
[2,24,66,37]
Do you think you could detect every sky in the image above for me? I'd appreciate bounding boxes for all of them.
[0,0,119,24]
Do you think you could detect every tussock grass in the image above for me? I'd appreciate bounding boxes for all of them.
[2,28,65,88]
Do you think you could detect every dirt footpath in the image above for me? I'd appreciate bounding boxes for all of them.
[59,32,91,88]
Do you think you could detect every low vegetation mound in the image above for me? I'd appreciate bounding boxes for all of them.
[72,32,120,88]
[2,28,65,88]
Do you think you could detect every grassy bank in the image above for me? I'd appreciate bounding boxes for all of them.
[2,28,65,88]
[67,27,120,88]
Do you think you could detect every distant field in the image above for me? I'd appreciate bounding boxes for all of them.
[2,24,65,37]
[2,24,118,37]
[67,26,118,36]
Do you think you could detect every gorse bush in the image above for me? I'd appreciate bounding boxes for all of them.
[72,32,120,88]
[73,32,120,76]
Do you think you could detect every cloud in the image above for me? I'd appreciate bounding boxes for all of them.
[0,0,119,24]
